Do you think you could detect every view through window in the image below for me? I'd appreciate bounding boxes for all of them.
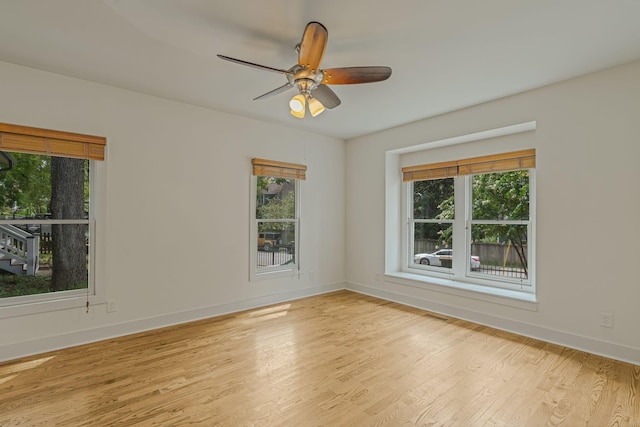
[412,178,455,269]
[0,152,92,301]
[255,175,297,272]
[405,150,535,290]
[470,170,530,281]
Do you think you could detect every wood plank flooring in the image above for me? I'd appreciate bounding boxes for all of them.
[1,290,638,426]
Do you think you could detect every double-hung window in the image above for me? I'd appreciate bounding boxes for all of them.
[403,149,535,293]
[250,158,304,280]
[0,123,105,316]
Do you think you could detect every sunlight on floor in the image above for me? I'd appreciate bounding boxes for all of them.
[0,355,56,387]
[242,304,291,324]
[0,355,56,376]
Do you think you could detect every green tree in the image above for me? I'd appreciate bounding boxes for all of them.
[413,179,454,247]
[256,176,270,204]
[472,170,529,222]
[416,171,530,272]
[256,178,295,230]
[0,152,50,216]
[257,191,295,223]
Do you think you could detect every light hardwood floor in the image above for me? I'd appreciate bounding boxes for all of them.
[1,290,638,426]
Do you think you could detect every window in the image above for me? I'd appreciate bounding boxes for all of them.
[404,150,535,292]
[250,158,304,279]
[0,123,105,316]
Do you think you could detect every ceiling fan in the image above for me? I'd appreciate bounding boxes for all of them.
[218,21,392,118]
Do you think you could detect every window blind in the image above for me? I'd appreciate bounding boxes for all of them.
[402,149,535,182]
[0,123,106,161]
[252,158,307,180]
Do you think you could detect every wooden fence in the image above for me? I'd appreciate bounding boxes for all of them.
[415,239,527,267]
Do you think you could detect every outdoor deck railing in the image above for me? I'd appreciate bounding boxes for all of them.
[0,224,39,275]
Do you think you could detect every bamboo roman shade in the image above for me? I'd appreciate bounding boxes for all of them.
[252,158,307,180]
[0,123,106,161]
[402,149,535,182]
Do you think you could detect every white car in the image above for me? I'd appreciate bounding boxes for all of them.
[414,249,480,270]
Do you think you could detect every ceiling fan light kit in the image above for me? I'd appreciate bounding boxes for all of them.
[289,94,306,117]
[218,21,392,119]
[307,97,325,117]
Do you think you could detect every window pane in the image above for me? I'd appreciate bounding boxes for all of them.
[256,221,295,269]
[413,178,454,219]
[413,222,453,268]
[470,224,528,279]
[0,151,91,300]
[253,174,298,277]
[256,177,296,220]
[0,223,89,298]
[0,153,89,220]
[472,170,529,220]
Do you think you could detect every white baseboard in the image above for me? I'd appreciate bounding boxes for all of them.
[346,281,640,366]
[0,283,344,363]
[4,281,638,366]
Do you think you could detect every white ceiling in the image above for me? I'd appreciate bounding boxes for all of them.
[1,0,640,140]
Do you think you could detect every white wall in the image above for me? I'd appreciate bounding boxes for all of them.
[2,58,639,365]
[0,61,346,361]
[345,60,640,364]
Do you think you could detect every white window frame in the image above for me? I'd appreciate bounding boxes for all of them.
[0,159,105,319]
[403,171,536,293]
[249,175,300,281]
[384,122,538,307]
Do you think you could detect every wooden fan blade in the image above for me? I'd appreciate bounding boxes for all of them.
[322,66,392,84]
[298,22,328,73]
[253,83,294,100]
[311,85,341,109]
[217,54,293,75]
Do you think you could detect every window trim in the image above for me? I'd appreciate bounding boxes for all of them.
[385,121,538,307]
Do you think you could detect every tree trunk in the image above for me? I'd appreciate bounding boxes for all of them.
[510,236,528,278]
[50,157,87,292]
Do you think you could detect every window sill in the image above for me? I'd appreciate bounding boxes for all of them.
[251,267,299,282]
[384,271,538,311]
[0,292,104,319]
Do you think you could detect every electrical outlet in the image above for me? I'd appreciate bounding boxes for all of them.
[600,312,613,328]
[106,300,117,313]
